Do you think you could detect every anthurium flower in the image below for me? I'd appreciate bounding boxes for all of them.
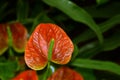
[9,22,28,53]
[25,23,74,70]
[0,24,8,55]
[0,22,27,55]
[47,67,84,80]
[12,70,38,80]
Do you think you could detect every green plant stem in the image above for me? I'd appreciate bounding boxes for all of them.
[43,38,55,80]
[70,59,120,75]
[8,48,14,57]
[42,62,51,80]
[7,26,14,57]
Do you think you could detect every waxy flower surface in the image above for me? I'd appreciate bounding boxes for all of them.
[12,70,38,80]
[25,23,74,70]
[9,22,28,52]
[0,24,8,55]
[0,22,27,55]
[48,67,84,80]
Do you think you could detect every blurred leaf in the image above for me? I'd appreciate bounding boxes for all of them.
[96,0,109,5]
[100,15,120,32]
[53,14,68,22]
[73,14,120,44]
[43,0,103,44]
[95,71,120,80]
[21,18,34,24]
[75,68,96,80]
[30,0,44,18]
[0,57,6,62]
[78,42,102,58]
[17,0,29,23]
[84,2,120,18]
[70,59,120,75]
[73,29,94,44]
[0,2,8,21]
[71,44,79,61]
[77,29,120,58]
[0,61,18,80]
[30,12,54,34]
[103,30,120,51]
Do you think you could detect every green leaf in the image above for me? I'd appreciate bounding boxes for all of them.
[0,2,8,17]
[70,59,120,75]
[73,14,120,44]
[71,44,79,61]
[73,29,94,44]
[77,30,120,58]
[78,42,102,58]
[103,30,120,51]
[74,23,120,58]
[17,0,29,23]
[75,68,96,80]
[43,0,103,44]
[0,61,18,80]
[100,15,120,32]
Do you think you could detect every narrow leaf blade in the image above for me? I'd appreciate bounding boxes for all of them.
[43,0,103,43]
[17,0,29,23]
[70,59,120,75]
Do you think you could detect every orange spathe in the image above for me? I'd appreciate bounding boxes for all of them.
[48,67,84,80]
[25,23,74,70]
[12,70,38,80]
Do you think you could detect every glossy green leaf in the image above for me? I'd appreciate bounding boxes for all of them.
[103,30,120,51]
[73,14,120,44]
[17,0,29,23]
[0,61,18,80]
[70,59,120,75]
[43,0,103,44]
